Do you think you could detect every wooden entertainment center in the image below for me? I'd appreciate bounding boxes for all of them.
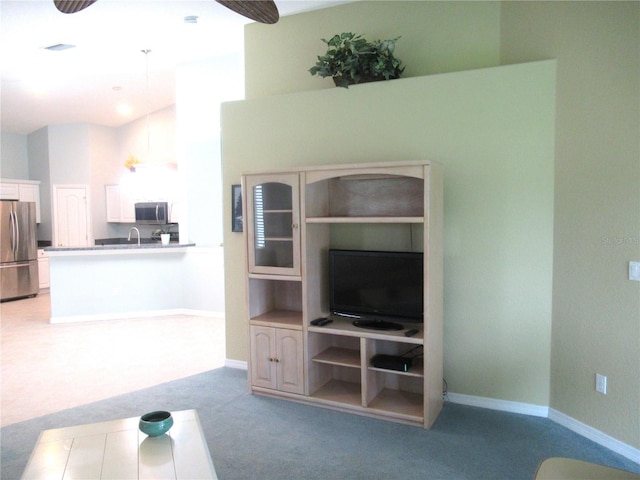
[242,160,443,428]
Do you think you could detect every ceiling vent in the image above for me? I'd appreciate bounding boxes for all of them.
[44,43,76,52]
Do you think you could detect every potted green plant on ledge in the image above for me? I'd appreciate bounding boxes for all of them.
[309,32,405,88]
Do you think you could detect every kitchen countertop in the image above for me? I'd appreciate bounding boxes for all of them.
[45,242,195,256]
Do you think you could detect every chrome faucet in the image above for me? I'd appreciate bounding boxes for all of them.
[128,227,141,246]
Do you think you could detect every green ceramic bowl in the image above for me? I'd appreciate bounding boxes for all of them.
[139,411,173,437]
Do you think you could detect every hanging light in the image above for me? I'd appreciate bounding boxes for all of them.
[133,49,177,172]
[142,48,152,165]
[124,49,177,202]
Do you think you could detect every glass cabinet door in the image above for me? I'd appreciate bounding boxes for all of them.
[246,174,300,276]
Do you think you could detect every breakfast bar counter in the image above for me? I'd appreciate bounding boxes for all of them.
[45,243,200,323]
[45,242,195,256]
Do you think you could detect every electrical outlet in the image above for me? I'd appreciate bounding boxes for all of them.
[630,262,640,281]
[595,374,607,395]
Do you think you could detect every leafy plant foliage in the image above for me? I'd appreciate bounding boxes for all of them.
[309,32,405,88]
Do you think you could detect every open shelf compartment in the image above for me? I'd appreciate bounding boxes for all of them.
[248,277,302,328]
[363,338,425,420]
[366,388,424,421]
[305,173,425,219]
[308,333,362,406]
[310,379,362,408]
[312,346,360,368]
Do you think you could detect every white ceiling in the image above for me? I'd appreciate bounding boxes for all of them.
[0,0,346,135]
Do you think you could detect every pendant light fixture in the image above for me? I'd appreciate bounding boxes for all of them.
[135,49,176,171]
[129,47,176,209]
[142,48,152,165]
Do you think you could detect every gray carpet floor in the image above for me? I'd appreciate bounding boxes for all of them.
[2,367,638,479]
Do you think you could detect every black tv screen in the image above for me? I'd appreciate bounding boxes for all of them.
[329,249,424,324]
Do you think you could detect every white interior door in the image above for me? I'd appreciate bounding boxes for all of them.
[53,185,91,247]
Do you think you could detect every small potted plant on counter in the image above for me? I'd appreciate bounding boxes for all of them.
[152,227,172,245]
[309,32,405,88]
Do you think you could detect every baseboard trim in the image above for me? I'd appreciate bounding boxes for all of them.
[447,393,639,464]
[225,359,248,370]
[181,309,225,319]
[448,392,549,417]
[548,408,640,464]
[50,308,224,324]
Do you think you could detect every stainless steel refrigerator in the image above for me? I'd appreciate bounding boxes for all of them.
[0,201,38,301]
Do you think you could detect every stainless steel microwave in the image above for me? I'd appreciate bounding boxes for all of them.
[134,202,170,224]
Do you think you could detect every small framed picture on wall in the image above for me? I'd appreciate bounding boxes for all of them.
[232,184,243,232]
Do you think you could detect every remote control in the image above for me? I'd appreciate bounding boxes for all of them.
[404,328,419,337]
[311,318,333,326]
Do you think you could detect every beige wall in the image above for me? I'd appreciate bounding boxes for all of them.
[222,0,639,450]
[501,1,640,449]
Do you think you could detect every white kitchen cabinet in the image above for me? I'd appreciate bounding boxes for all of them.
[120,189,136,223]
[105,185,135,223]
[168,202,179,223]
[0,179,41,223]
[105,185,121,222]
[0,183,19,200]
[19,184,41,223]
[37,249,49,289]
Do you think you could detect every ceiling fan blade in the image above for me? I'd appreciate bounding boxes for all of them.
[54,0,98,14]
[215,0,279,24]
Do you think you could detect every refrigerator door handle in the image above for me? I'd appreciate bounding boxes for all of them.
[2,261,33,268]
[13,210,20,257]
[10,210,17,257]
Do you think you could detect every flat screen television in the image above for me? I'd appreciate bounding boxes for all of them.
[329,249,424,330]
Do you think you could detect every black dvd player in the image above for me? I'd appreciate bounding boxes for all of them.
[371,354,413,372]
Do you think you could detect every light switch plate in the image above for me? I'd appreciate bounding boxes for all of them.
[629,262,640,281]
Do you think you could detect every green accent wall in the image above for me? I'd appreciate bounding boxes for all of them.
[222,60,556,407]
[501,1,640,450]
[222,0,639,451]
[245,1,501,98]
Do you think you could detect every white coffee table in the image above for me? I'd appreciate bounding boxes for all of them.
[21,409,217,479]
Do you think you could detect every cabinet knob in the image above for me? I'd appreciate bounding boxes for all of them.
[274,358,280,363]
[292,223,298,229]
